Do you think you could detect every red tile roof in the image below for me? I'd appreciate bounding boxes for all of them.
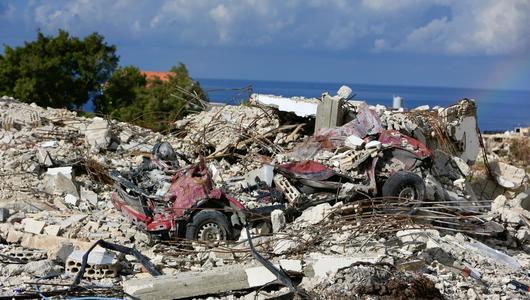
[141,71,172,82]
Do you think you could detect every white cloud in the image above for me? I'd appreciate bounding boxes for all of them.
[15,0,530,55]
[396,0,530,55]
[209,4,233,43]
[361,0,426,12]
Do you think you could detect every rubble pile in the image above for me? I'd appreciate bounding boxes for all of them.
[1,90,530,299]
[482,128,530,173]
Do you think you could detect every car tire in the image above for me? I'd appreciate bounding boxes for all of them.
[382,171,425,202]
[186,210,232,242]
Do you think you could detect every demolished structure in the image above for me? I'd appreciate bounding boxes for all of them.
[0,87,529,299]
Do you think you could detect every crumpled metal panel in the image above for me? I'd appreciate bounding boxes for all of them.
[168,163,213,218]
[277,160,336,181]
[378,130,433,159]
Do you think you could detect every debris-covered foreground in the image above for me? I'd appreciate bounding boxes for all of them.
[0,90,529,299]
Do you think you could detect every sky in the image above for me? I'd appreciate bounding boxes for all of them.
[1,0,529,90]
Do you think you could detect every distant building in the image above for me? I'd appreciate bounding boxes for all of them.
[515,126,530,137]
[141,71,172,83]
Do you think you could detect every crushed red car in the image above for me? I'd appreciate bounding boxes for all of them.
[271,130,434,211]
[110,157,249,242]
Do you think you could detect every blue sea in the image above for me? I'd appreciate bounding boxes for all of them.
[198,78,530,132]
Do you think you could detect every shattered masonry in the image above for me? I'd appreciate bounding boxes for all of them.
[0,89,529,299]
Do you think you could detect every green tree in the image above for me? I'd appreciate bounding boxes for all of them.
[0,30,118,108]
[94,66,146,116]
[97,63,208,132]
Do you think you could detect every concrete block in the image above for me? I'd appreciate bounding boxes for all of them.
[66,249,119,279]
[2,248,47,262]
[80,188,98,205]
[48,242,74,263]
[6,229,24,243]
[295,203,332,225]
[23,218,46,234]
[279,259,303,273]
[20,232,91,254]
[85,117,110,150]
[336,85,353,100]
[64,194,79,206]
[44,224,61,236]
[344,135,364,149]
[273,174,301,204]
[245,265,277,288]
[46,166,73,179]
[67,249,117,265]
[244,165,274,187]
[45,172,79,198]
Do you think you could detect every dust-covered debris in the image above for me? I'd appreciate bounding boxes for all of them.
[1,89,529,299]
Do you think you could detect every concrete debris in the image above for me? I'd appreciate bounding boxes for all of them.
[36,148,53,166]
[1,92,529,299]
[270,209,286,233]
[64,193,79,206]
[124,264,260,299]
[296,203,333,225]
[85,117,111,151]
[0,207,9,222]
[315,93,344,131]
[45,171,79,198]
[23,260,63,277]
[250,93,318,117]
[22,218,46,235]
[490,160,527,189]
[306,253,384,278]
[66,249,119,279]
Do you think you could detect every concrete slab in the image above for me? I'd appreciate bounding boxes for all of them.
[23,218,46,234]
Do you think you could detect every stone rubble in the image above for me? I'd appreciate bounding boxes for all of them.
[0,92,529,299]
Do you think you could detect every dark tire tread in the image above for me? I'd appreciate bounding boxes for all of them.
[185,210,232,241]
[382,171,425,201]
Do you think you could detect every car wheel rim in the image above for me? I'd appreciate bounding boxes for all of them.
[398,186,416,200]
[197,222,224,241]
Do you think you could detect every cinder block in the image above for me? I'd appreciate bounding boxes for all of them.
[66,249,119,279]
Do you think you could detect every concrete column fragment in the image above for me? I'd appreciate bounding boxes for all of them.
[124,261,302,300]
[315,94,344,132]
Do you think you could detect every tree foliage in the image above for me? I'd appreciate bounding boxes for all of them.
[93,66,146,116]
[0,30,207,132]
[0,30,118,108]
[96,63,208,132]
